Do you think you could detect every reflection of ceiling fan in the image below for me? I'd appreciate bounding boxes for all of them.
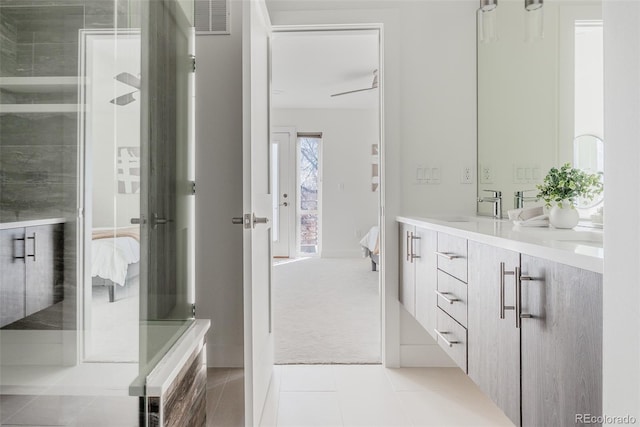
[330,69,378,97]
[110,72,141,106]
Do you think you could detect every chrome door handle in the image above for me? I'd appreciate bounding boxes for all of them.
[434,329,459,347]
[500,262,515,319]
[13,236,26,261]
[252,213,269,228]
[410,233,420,261]
[406,231,411,262]
[434,290,459,304]
[130,217,144,225]
[232,214,251,229]
[27,233,36,262]
[435,251,459,260]
[515,267,533,329]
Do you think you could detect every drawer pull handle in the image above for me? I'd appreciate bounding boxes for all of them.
[434,290,459,304]
[410,233,421,261]
[406,231,411,262]
[435,251,459,260]
[434,329,459,347]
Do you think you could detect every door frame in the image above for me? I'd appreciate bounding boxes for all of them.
[78,29,141,363]
[271,126,297,258]
[270,23,387,362]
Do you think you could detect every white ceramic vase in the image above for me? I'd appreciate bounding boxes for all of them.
[549,201,579,229]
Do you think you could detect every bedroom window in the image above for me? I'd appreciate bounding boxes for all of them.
[297,134,322,255]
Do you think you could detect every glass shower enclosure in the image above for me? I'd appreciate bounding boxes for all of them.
[0,0,196,424]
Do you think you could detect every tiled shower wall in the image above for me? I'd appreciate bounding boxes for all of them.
[0,0,133,223]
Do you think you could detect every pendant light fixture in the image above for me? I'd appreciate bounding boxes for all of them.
[524,0,544,41]
[479,0,498,43]
[525,0,543,11]
[480,0,497,12]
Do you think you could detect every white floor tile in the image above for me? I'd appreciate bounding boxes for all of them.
[397,389,514,427]
[332,364,390,392]
[337,389,412,427]
[384,367,473,393]
[277,392,343,427]
[281,365,337,392]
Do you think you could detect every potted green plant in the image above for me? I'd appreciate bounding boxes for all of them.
[536,163,603,228]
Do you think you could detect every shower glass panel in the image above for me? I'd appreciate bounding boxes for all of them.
[0,1,195,424]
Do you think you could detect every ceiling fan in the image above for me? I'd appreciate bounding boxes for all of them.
[330,69,378,98]
[110,72,141,106]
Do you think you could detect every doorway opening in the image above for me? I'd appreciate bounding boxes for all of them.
[270,27,383,365]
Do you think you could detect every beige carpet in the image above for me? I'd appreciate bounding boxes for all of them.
[273,257,381,364]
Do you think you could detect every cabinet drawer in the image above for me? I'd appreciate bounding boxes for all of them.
[437,270,467,327]
[435,308,467,372]
[437,233,467,282]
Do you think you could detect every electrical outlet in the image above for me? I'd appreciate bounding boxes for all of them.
[461,166,473,184]
[481,165,493,184]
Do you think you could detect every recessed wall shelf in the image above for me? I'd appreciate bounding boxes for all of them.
[0,76,80,93]
[0,104,78,113]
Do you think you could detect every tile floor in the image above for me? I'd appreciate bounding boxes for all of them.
[260,365,515,427]
[1,365,515,426]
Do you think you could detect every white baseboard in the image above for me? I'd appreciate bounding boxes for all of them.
[321,250,367,258]
[207,343,244,368]
[399,344,457,367]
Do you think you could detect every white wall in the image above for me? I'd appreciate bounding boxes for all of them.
[602,0,640,419]
[195,0,244,367]
[269,0,477,367]
[272,108,379,258]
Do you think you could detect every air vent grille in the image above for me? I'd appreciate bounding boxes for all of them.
[195,0,230,35]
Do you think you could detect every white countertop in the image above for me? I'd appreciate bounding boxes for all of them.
[397,215,603,274]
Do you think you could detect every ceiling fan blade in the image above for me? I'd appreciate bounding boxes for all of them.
[110,92,137,106]
[330,86,377,97]
[114,72,141,89]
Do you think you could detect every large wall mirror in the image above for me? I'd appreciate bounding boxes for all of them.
[477,0,603,223]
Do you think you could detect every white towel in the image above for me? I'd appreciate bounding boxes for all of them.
[508,206,544,221]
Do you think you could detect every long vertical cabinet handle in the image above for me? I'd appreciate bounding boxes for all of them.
[499,262,515,319]
[410,232,421,261]
[27,232,36,262]
[406,230,411,262]
[13,236,26,261]
[515,267,532,328]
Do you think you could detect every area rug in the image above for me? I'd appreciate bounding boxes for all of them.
[273,257,381,364]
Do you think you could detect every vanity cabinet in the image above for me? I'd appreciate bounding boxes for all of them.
[399,223,438,331]
[467,241,521,426]
[0,223,64,328]
[520,255,602,427]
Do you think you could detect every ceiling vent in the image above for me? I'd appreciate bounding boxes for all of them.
[195,0,230,35]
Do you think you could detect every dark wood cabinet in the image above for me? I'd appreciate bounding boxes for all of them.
[520,255,603,427]
[0,223,64,328]
[467,241,521,426]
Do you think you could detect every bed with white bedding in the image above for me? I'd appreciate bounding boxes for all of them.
[359,225,380,271]
[92,227,140,302]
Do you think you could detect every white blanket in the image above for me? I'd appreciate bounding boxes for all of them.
[359,226,379,255]
[91,237,140,286]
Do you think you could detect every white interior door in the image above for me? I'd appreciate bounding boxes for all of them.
[242,0,274,425]
[271,129,295,258]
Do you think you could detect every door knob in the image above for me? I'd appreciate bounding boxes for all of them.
[279,202,288,207]
[232,214,251,229]
[252,213,269,228]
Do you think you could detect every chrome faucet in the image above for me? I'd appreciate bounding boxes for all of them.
[478,190,503,219]
[514,190,538,209]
